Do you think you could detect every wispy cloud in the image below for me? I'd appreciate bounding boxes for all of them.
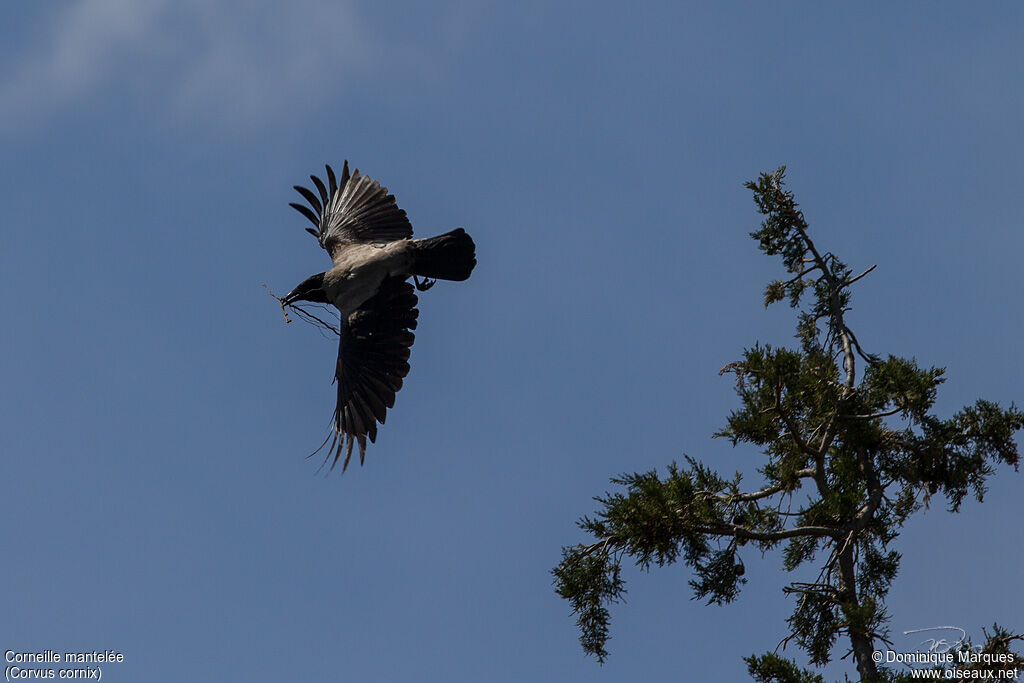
[0,0,166,127]
[0,0,390,132]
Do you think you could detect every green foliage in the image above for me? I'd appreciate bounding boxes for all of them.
[745,653,825,683]
[552,168,1023,680]
[553,544,624,662]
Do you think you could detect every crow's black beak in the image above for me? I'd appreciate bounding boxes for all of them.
[282,272,328,307]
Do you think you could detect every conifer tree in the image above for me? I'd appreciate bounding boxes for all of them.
[553,168,1023,682]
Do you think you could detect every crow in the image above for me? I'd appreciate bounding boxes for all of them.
[281,161,476,472]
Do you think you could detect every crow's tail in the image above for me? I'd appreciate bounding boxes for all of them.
[410,228,476,281]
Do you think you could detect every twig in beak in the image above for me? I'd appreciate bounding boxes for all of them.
[261,283,292,324]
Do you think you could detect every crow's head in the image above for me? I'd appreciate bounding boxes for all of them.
[282,272,328,306]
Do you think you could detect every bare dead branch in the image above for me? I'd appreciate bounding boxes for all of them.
[786,264,821,284]
[840,407,901,420]
[844,325,875,365]
[845,264,877,287]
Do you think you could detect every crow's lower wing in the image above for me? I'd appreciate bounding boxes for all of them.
[289,161,413,261]
[318,277,418,472]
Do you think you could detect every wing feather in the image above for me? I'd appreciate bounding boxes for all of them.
[289,160,413,258]
[293,185,323,216]
[326,165,337,195]
[321,277,418,472]
[310,174,329,208]
[339,160,351,190]
[289,202,321,229]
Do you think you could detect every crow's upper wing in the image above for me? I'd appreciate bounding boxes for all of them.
[318,277,418,472]
[289,161,413,262]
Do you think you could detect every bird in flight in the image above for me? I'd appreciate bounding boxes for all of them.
[280,161,476,472]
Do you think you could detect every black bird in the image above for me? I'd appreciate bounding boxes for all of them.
[282,161,476,472]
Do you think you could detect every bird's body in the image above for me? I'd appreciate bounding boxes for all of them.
[323,241,412,317]
[281,161,476,471]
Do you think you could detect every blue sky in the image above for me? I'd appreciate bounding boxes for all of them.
[2,2,1022,681]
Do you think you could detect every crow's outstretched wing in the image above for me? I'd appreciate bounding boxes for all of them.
[316,277,418,472]
[289,161,413,261]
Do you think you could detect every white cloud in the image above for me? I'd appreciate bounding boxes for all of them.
[0,0,166,127]
[0,0,392,132]
[168,1,378,120]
